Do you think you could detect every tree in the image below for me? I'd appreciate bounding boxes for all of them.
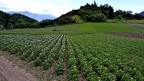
[117,15,123,20]
[0,25,5,30]
[108,6,114,19]
[7,23,14,29]
[39,19,57,27]
[71,15,83,23]
[57,16,74,24]
[134,13,143,20]
[94,1,97,7]
[87,13,107,22]
[0,11,10,29]
[91,1,98,10]
[30,22,40,28]
[15,19,28,28]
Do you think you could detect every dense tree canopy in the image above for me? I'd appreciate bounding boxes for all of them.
[115,10,144,20]
[39,1,143,27]
[0,11,10,29]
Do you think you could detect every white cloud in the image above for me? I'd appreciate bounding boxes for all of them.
[0,0,71,17]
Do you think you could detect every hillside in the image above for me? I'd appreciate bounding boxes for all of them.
[40,1,144,27]
[56,2,114,24]
[8,11,56,21]
[0,10,38,29]
[0,11,10,29]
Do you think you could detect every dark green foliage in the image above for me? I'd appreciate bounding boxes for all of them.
[86,13,107,22]
[43,1,114,26]
[71,15,83,23]
[108,6,114,19]
[0,11,10,29]
[117,15,123,20]
[49,1,143,26]
[57,16,74,24]
[39,19,56,27]
[115,10,144,20]
[0,25,5,30]
[9,14,37,28]
[30,22,41,28]
[0,10,38,29]
[14,19,28,28]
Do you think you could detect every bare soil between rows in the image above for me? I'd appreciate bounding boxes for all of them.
[109,32,144,39]
[0,50,68,81]
[0,51,38,81]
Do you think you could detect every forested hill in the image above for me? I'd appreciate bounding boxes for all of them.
[44,1,144,26]
[58,2,114,22]
[0,10,38,29]
[55,1,113,24]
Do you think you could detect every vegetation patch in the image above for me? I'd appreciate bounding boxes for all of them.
[0,34,144,81]
[109,32,144,39]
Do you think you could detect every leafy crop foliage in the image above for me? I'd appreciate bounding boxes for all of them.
[0,23,144,80]
[0,33,144,81]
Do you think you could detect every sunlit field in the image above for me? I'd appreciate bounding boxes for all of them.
[0,23,144,81]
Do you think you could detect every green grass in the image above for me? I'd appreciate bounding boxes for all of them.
[125,20,144,24]
[0,23,144,35]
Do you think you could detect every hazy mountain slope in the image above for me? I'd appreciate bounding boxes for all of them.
[8,11,56,21]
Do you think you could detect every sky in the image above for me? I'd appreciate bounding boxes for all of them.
[0,0,143,17]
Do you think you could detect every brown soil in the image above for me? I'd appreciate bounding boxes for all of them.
[0,50,68,81]
[0,51,38,81]
[109,32,144,39]
[78,69,87,81]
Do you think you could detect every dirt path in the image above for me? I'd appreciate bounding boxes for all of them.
[0,52,38,81]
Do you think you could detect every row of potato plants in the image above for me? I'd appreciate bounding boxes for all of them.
[0,34,144,81]
[68,34,144,81]
[0,35,66,71]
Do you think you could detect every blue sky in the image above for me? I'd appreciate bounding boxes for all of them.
[0,0,143,17]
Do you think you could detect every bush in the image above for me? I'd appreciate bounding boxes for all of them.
[71,15,83,24]
[7,23,14,29]
[39,19,55,27]
[117,15,123,20]
[0,25,5,30]
[30,22,40,28]
[58,16,74,24]
[86,13,107,22]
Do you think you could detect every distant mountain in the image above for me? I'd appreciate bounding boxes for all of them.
[8,11,56,21]
[0,10,37,29]
[140,11,144,16]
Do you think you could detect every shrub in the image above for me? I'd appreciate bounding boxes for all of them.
[0,25,5,30]
[71,15,83,24]
[86,13,107,22]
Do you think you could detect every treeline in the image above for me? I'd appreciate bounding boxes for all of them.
[39,1,144,27]
[0,10,39,29]
[1,1,144,29]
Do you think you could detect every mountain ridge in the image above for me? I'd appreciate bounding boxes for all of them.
[140,11,144,16]
[7,11,56,21]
